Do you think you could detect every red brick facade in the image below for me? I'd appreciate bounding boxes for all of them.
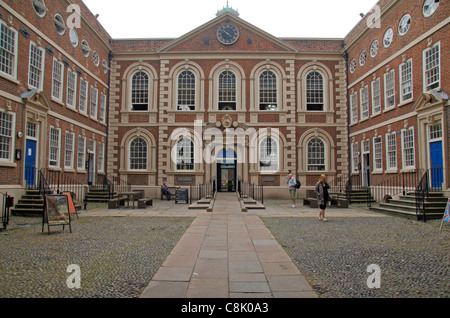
[0,0,448,200]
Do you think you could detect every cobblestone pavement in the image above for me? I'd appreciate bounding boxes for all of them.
[1,199,449,298]
[0,214,193,298]
[262,217,449,298]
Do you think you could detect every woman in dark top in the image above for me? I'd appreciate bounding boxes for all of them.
[315,174,330,222]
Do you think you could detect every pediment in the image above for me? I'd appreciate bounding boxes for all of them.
[158,13,298,53]
[21,88,51,111]
[413,90,449,113]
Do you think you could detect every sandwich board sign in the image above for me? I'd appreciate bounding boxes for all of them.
[42,194,72,235]
[440,198,450,231]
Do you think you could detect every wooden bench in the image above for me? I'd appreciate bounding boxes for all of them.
[138,198,153,209]
[108,196,126,209]
[160,187,176,200]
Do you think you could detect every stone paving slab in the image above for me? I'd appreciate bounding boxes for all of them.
[79,195,386,298]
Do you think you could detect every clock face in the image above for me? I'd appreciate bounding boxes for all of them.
[217,24,239,45]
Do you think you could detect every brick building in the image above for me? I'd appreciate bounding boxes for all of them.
[0,0,448,204]
[345,0,449,199]
[0,0,111,200]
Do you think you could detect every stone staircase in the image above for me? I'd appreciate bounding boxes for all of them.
[85,187,115,203]
[347,187,375,204]
[369,191,448,220]
[11,189,46,217]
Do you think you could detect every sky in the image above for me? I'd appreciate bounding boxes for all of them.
[82,0,379,39]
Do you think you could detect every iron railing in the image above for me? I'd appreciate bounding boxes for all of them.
[367,169,423,207]
[189,179,216,204]
[1,192,13,231]
[238,179,264,204]
[415,170,429,222]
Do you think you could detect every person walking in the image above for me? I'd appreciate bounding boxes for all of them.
[287,173,298,208]
[315,174,330,221]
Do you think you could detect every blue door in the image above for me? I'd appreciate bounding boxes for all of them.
[429,141,443,188]
[25,139,37,186]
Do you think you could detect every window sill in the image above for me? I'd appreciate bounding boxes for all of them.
[0,72,20,85]
[0,161,17,168]
[385,169,398,174]
[398,99,413,107]
[372,170,383,175]
[51,97,65,106]
[383,106,396,113]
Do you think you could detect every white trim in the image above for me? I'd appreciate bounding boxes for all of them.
[422,41,441,93]
[0,20,18,80]
[399,58,413,104]
[51,58,65,102]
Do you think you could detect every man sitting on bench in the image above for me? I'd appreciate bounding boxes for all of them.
[161,183,171,201]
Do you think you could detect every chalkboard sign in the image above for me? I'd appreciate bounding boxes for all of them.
[175,188,189,204]
[42,195,72,235]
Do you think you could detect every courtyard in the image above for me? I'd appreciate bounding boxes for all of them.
[0,198,448,298]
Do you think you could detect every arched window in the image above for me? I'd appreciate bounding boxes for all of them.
[218,70,236,110]
[259,70,277,111]
[306,71,324,111]
[131,71,149,111]
[177,70,196,110]
[129,138,147,170]
[307,138,325,171]
[259,137,279,172]
[176,138,194,170]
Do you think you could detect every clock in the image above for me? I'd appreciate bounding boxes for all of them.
[217,24,239,45]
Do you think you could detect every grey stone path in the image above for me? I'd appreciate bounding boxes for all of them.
[140,192,318,298]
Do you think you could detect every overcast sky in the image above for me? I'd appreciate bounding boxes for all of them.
[82,0,378,39]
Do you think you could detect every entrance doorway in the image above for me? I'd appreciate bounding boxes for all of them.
[216,149,237,192]
[429,140,443,188]
[362,140,370,187]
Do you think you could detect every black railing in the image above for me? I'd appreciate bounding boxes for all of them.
[40,168,86,205]
[189,179,216,204]
[416,170,429,222]
[110,174,131,195]
[1,192,13,231]
[367,169,423,207]
[238,179,264,204]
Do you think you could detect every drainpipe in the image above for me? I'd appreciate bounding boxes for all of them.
[343,47,351,184]
[105,47,113,180]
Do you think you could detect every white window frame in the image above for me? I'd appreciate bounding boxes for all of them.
[51,58,64,101]
[373,136,383,172]
[79,78,88,115]
[0,21,18,80]
[351,142,359,174]
[66,69,77,109]
[401,127,415,169]
[176,138,194,171]
[177,70,196,111]
[259,70,278,111]
[28,42,45,90]
[77,135,86,171]
[384,69,396,110]
[350,92,358,124]
[386,132,397,171]
[64,131,75,169]
[90,86,98,120]
[306,138,326,172]
[371,78,381,115]
[360,85,369,120]
[99,92,106,123]
[0,109,15,164]
[399,59,413,103]
[97,142,105,173]
[48,126,61,168]
[218,70,237,111]
[129,137,148,171]
[259,137,280,173]
[423,42,440,92]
